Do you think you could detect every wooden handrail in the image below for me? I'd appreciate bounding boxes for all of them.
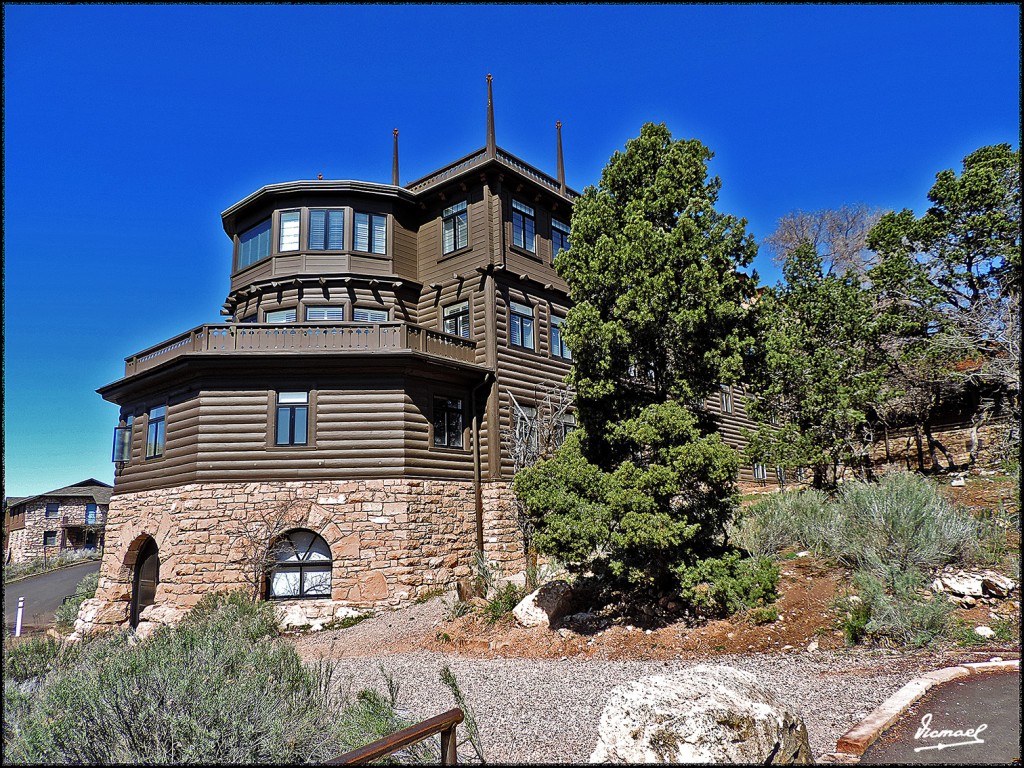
[326,707,464,765]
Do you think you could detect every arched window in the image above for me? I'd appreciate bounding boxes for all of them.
[267,529,332,599]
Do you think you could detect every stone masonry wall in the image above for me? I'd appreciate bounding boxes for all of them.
[78,479,523,634]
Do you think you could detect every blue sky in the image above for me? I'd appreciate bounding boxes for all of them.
[3,4,1019,498]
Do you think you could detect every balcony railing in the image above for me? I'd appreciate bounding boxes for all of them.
[123,322,479,376]
[60,512,107,528]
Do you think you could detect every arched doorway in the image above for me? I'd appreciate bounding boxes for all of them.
[130,537,160,628]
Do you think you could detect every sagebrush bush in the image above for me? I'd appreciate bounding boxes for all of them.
[3,591,436,765]
[676,552,779,619]
[731,489,833,559]
[837,569,953,648]
[53,571,100,628]
[831,472,985,572]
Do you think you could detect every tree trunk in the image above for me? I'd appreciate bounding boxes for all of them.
[913,424,926,472]
[923,421,957,472]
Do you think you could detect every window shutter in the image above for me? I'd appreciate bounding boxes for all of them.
[279,211,300,251]
[354,213,369,252]
[305,306,345,321]
[327,210,345,249]
[353,308,387,322]
[309,210,326,249]
[456,212,468,249]
[372,214,387,254]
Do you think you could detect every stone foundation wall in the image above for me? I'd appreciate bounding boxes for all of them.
[869,419,1014,472]
[78,478,524,635]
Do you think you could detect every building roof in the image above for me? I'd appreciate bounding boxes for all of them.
[7,478,113,511]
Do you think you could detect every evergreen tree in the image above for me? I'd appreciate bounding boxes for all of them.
[514,124,764,600]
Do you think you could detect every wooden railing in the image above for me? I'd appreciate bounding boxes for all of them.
[405,146,577,200]
[327,708,464,765]
[60,513,106,528]
[406,149,489,192]
[123,322,479,376]
[495,148,578,199]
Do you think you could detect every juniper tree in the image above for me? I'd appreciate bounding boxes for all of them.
[514,123,760,596]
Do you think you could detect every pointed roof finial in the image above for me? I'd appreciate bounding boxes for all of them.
[556,120,566,196]
[392,128,400,186]
[486,74,496,158]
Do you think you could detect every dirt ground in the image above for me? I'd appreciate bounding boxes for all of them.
[297,475,1020,665]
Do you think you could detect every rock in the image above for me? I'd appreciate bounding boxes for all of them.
[139,603,185,627]
[590,665,812,764]
[960,595,977,608]
[512,580,573,628]
[940,572,985,597]
[134,621,160,642]
[981,572,1015,598]
[275,603,315,630]
[456,575,484,602]
[795,551,811,558]
[488,571,527,599]
[974,626,995,639]
[807,641,819,652]
[931,579,944,593]
[950,476,966,487]
[560,612,611,633]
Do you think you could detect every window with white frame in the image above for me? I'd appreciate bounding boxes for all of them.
[555,413,576,448]
[551,219,570,260]
[753,463,767,482]
[353,308,388,322]
[267,529,331,599]
[238,219,272,269]
[511,200,536,253]
[509,301,535,350]
[305,306,345,322]
[266,309,297,324]
[442,200,469,254]
[354,212,386,254]
[443,301,471,338]
[279,210,300,252]
[720,386,733,414]
[308,209,346,250]
[550,316,571,360]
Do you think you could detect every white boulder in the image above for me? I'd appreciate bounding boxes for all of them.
[974,626,996,639]
[981,571,1015,598]
[512,580,573,628]
[940,572,985,597]
[590,665,812,764]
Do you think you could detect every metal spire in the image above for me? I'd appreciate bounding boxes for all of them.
[392,128,400,186]
[486,74,496,157]
[556,120,566,195]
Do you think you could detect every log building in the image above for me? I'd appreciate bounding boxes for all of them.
[79,78,766,635]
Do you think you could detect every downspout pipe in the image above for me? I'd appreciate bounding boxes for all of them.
[471,372,495,554]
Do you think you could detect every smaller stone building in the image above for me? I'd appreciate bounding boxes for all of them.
[4,478,111,564]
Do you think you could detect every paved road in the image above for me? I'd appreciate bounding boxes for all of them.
[861,671,1021,764]
[3,560,102,633]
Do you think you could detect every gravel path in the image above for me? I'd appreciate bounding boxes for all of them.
[293,598,989,763]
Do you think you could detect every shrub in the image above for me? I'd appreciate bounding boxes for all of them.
[838,569,953,648]
[3,636,63,684]
[2,590,435,764]
[3,550,102,584]
[830,472,982,573]
[482,582,525,625]
[731,489,833,559]
[675,552,779,619]
[53,571,100,629]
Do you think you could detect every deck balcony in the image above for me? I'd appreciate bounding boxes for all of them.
[122,322,480,377]
[60,511,106,528]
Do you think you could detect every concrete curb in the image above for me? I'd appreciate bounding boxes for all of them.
[820,658,1020,763]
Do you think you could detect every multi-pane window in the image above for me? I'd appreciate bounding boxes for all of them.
[353,308,388,322]
[550,316,571,360]
[442,201,469,254]
[309,209,345,250]
[305,306,345,321]
[279,210,300,252]
[238,219,271,269]
[551,219,570,260]
[276,392,308,446]
[146,405,166,459]
[433,397,464,449]
[511,200,536,253]
[753,463,767,482]
[266,309,297,323]
[556,413,577,448]
[267,529,332,599]
[775,467,786,486]
[354,212,387,254]
[85,503,98,525]
[720,386,734,414]
[443,301,471,338]
[45,503,60,519]
[509,301,535,350]
[513,403,539,457]
[43,531,58,547]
